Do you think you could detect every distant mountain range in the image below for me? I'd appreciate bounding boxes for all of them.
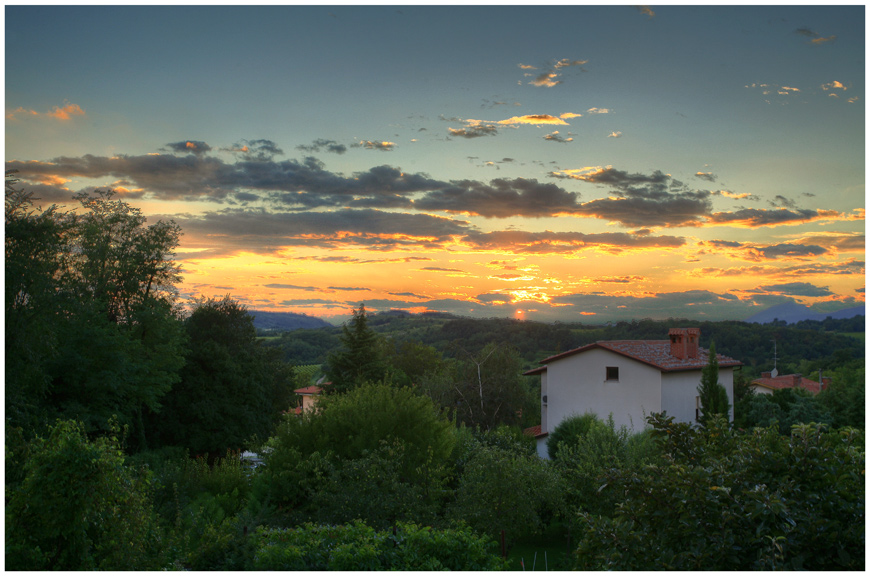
[250,310,334,331]
[744,303,865,324]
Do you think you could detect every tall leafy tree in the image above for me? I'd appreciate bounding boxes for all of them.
[451,343,535,430]
[5,179,186,443]
[153,295,294,456]
[325,303,389,393]
[697,342,731,426]
[5,171,74,431]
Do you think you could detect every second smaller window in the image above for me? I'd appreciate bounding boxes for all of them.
[606,366,619,381]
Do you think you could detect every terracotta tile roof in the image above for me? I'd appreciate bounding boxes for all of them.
[539,340,741,372]
[751,374,822,395]
[523,425,548,438]
[294,381,332,395]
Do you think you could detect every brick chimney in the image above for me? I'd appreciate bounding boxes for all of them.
[669,327,701,360]
[822,377,832,389]
[761,371,772,379]
[793,374,802,387]
[686,327,700,359]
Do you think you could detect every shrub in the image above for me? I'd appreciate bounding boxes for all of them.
[554,415,660,516]
[546,412,599,461]
[574,415,865,570]
[448,443,565,545]
[251,521,507,570]
[5,419,167,570]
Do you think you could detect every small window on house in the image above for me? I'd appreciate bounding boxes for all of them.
[606,366,619,381]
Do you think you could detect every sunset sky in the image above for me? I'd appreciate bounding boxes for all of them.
[5,4,865,324]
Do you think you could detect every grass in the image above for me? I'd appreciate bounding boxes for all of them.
[505,522,573,571]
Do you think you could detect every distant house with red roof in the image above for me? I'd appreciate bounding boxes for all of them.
[523,328,742,459]
[749,372,828,396]
[294,381,331,414]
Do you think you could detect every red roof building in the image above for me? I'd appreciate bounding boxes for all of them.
[750,372,827,395]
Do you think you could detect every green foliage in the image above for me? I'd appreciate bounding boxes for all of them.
[448,442,565,545]
[574,414,865,570]
[302,440,446,529]
[153,295,294,455]
[5,172,75,432]
[546,412,600,461]
[251,521,508,570]
[271,383,454,475]
[817,364,865,428]
[424,343,536,431]
[325,303,390,393]
[553,415,661,517]
[736,388,834,434]
[260,383,456,514]
[5,420,166,570]
[697,342,731,425]
[5,179,187,445]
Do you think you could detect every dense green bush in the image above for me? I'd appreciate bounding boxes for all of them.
[553,415,661,516]
[448,442,565,545]
[574,415,865,570]
[251,521,508,570]
[546,412,600,461]
[263,383,455,485]
[5,420,167,570]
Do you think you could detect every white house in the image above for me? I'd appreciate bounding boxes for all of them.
[524,328,742,459]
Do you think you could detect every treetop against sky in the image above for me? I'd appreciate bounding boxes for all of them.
[5,4,864,323]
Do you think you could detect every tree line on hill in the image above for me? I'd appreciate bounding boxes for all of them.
[6,173,864,570]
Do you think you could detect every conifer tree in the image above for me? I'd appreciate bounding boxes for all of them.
[697,342,731,426]
[325,303,389,393]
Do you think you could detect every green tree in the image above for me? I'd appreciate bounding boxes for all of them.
[817,364,865,429]
[325,303,389,393]
[153,295,294,456]
[552,415,661,517]
[546,412,600,461]
[448,442,565,545]
[574,415,865,570]
[450,343,536,430]
[5,179,186,444]
[697,342,731,426]
[5,171,75,431]
[260,383,456,510]
[5,420,166,570]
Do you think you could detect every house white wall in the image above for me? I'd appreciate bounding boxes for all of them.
[540,371,548,433]
[661,367,735,424]
[545,348,662,434]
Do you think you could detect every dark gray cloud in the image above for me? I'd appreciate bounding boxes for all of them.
[692,258,864,278]
[228,139,284,161]
[695,172,716,182]
[462,229,685,254]
[447,124,499,138]
[552,167,713,227]
[707,207,841,227]
[296,138,347,155]
[543,131,573,143]
[754,282,833,297]
[414,178,580,218]
[172,207,472,255]
[165,140,212,155]
[756,243,828,260]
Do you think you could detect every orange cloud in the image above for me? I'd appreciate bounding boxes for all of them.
[7,101,85,121]
[45,102,85,120]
